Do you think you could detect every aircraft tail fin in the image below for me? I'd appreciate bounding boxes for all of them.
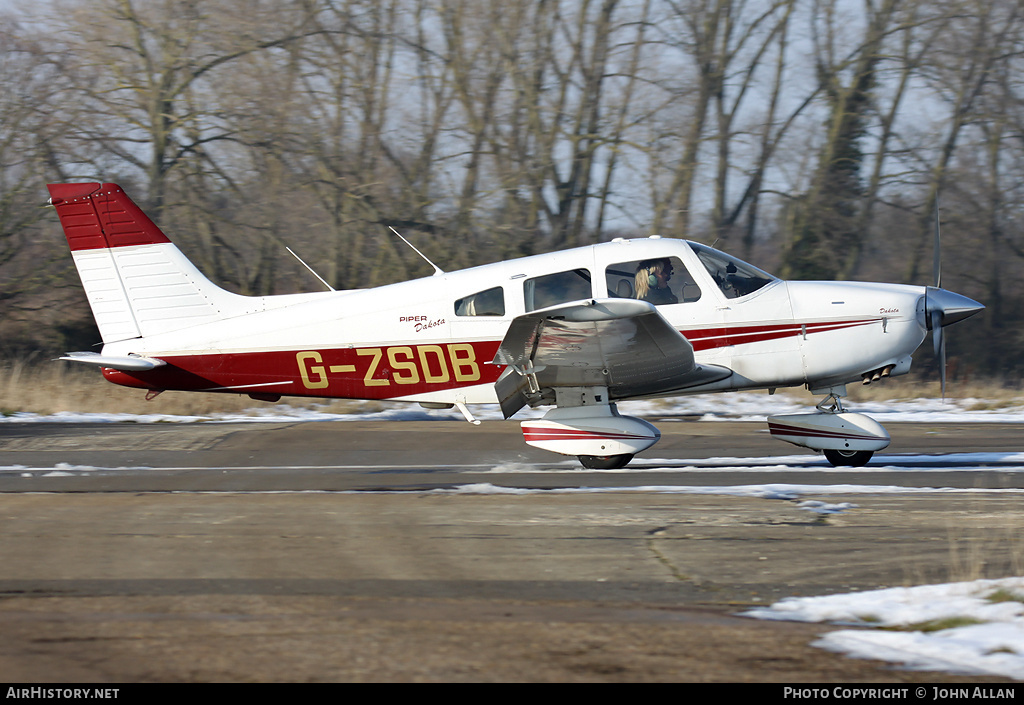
[48,182,250,344]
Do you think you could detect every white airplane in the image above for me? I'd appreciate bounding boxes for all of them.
[47,182,983,469]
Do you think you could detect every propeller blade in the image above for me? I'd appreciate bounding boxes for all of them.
[925,286,982,401]
[930,306,946,398]
[930,308,943,355]
[925,198,978,402]
[939,331,947,400]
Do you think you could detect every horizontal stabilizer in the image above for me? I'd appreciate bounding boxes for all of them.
[58,351,166,372]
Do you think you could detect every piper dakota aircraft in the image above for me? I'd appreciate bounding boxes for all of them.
[47,182,983,469]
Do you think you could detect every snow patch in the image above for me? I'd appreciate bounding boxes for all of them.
[745,578,1024,680]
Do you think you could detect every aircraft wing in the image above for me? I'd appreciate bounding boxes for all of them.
[492,298,732,418]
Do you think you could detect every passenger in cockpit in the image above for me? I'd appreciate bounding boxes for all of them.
[635,259,679,305]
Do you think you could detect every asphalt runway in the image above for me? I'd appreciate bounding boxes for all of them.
[0,419,1021,682]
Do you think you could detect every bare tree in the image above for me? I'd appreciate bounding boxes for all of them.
[902,0,1024,286]
[482,0,657,249]
[0,12,109,352]
[643,0,810,265]
[779,0,904,280]
[50,0,323,215]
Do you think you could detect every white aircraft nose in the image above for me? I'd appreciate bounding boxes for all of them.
[924,287,985,329]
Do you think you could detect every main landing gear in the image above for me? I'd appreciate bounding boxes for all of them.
[767,387,891,468]
[577,453,635,470]
[519,394,660,469]
[822,448,875,467]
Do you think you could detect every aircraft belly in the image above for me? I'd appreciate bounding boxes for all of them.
[726,351,805,388]
[391,383,500,405]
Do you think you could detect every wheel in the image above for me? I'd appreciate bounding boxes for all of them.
[577,454,634,470]
[824,449,874,467]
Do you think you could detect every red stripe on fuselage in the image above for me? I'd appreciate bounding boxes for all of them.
[682,319,876,352]
[103,341,503,399]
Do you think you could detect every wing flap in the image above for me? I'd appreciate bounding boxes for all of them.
[492,299,731,418]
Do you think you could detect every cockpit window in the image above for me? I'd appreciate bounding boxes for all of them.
[524,268,592,312]
[689,242,776,299]
[606,256,701,305]
[455,286,505,316]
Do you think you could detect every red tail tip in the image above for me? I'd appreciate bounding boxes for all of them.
[47,182,170,251]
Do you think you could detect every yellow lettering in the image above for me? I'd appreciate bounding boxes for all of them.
[297,351,329,389]
[357,348,389,386]
[418,345,450,384]
[447,343,480,382]
[387,346,420,385]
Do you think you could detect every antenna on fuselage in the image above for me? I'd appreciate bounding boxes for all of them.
[388,226,445,276]
[286,247,335,292]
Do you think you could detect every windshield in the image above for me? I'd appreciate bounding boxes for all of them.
[689,242,776,299]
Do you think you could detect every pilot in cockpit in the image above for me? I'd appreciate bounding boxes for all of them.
[634,259,679,305]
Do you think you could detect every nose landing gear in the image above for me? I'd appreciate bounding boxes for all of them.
[768,386,890,467]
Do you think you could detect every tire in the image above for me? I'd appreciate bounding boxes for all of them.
[823,449,874,467]
[578,454,634,470]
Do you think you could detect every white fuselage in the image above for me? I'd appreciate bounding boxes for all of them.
[98,237,929,405]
